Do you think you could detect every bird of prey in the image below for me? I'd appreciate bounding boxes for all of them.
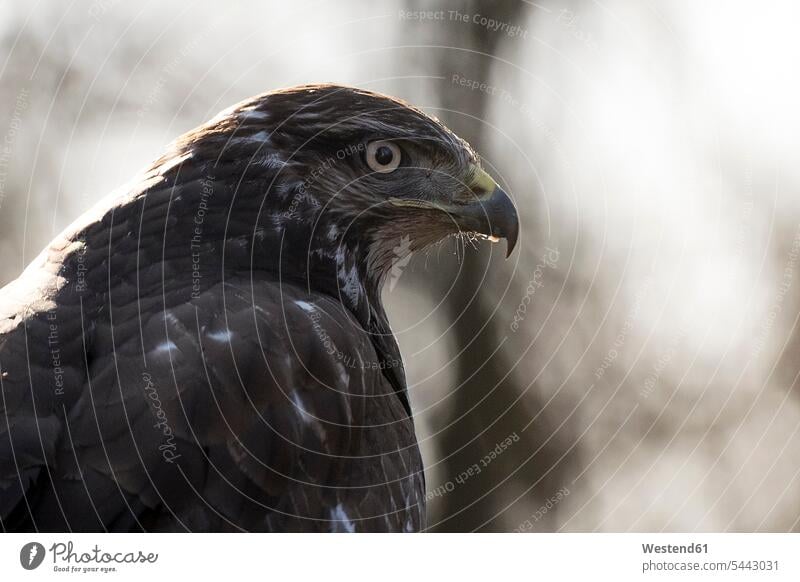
[0,84,518,532]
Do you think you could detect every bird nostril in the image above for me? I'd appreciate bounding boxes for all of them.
[470,185,492,199]
[467,165,499,200]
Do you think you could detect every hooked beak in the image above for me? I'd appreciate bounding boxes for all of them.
[455,166,519,258]
[387,165,520,258]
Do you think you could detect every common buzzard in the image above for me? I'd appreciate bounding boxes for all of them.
[0,84,518,532]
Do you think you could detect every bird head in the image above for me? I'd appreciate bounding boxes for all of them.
[265,85,517,253]
[177,84,519,285]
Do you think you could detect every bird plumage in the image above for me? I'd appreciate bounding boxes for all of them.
[0,84,517,531]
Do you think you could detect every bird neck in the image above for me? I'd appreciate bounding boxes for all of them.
[290,222,412,417]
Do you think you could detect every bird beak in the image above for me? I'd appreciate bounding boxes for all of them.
[387,165,520,258]
[456,166,519,258]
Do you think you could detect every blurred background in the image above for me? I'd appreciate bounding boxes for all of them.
[2,0,800,531]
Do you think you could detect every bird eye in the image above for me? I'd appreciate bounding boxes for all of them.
[366,141,401,173]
